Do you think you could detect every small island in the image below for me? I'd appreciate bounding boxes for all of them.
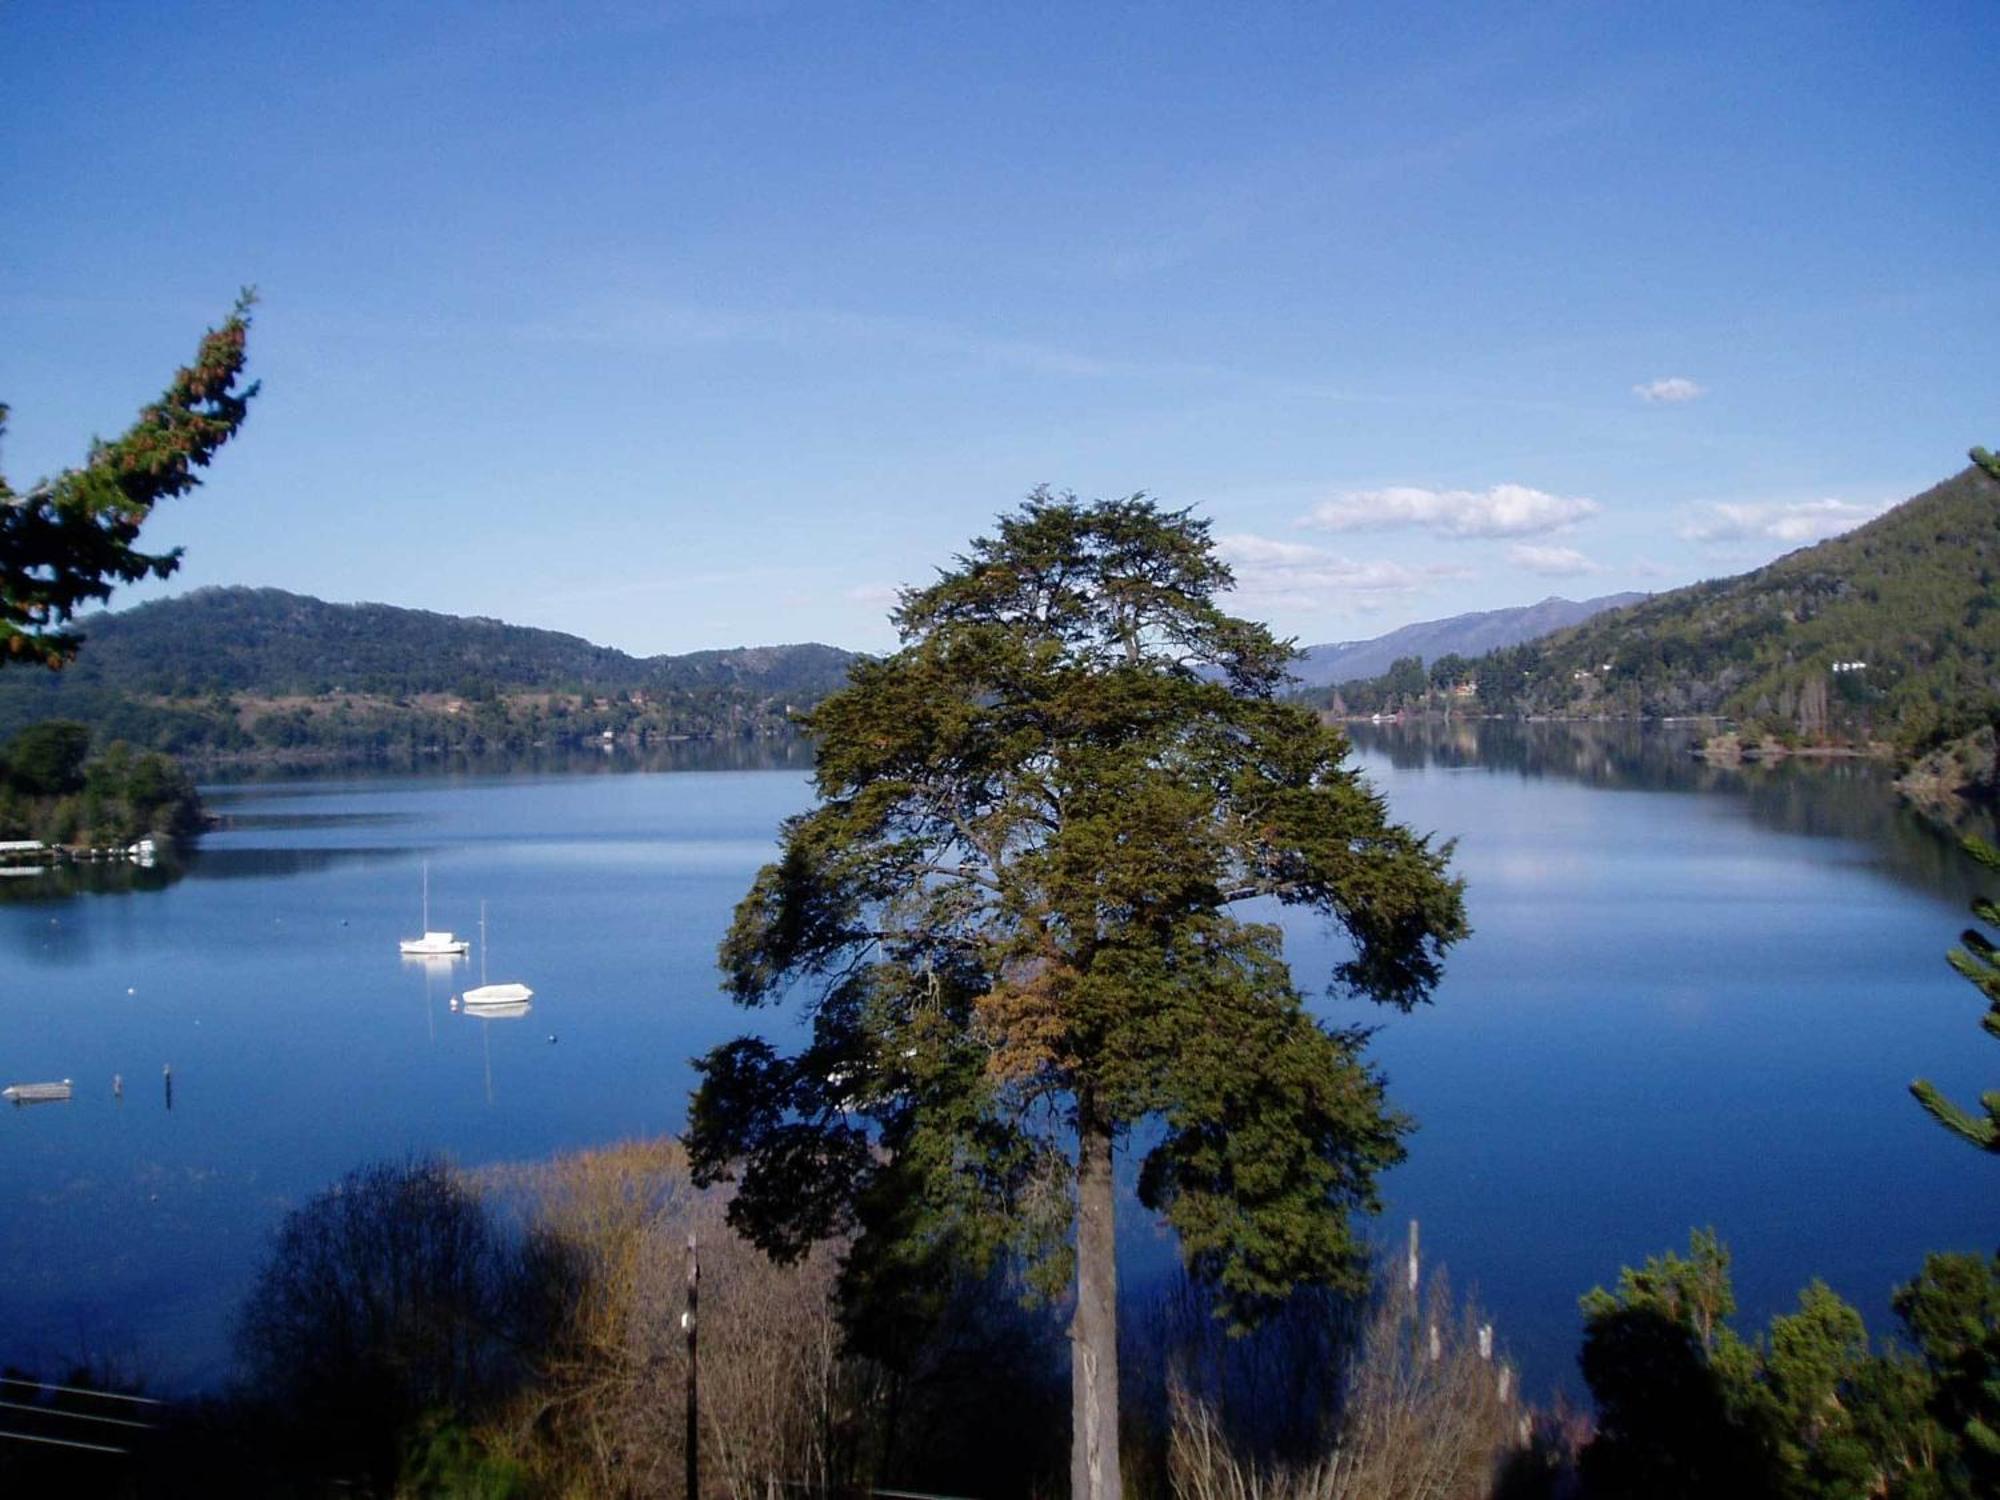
[0,719,204,859]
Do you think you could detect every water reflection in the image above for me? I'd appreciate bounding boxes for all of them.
[0,857,185,906]
[465,1001,534,1107]
[202,735,816,788]
[1347,719,1998,907]
[463,1000,533,1021]
[0,847,414,960]
[5,742,811,918]
[187,847,409,882]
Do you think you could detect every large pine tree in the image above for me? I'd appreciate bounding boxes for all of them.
[0,293,257,668]
[688,491,1466,1497]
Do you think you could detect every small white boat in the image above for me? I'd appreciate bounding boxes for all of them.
[403,930,471,957]
[399,863,469,957]
[460,982,534,1008]
[4,1080,73,1104]
[457,901,533,1009]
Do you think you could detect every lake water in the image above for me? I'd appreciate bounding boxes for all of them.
[1,727,1991,1396]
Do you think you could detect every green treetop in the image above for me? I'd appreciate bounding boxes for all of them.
[0,293,258,669]
[686,490,1466,1500]
[1911,837,2000,1152]
[1580,1229,2000,1497]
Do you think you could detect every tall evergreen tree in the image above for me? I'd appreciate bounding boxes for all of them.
[0,293,257,668]
[687,491,1466,1499]
[1911,837,2000,1152]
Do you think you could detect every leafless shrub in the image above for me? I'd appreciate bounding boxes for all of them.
[483,1138,887,1499]
[1168,1265,1529,1500]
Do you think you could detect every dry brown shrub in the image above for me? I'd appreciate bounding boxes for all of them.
[1168,1268,1528,1500]
[480,1138,886,1499]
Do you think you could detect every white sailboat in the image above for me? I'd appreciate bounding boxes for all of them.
[400,862,470,957]
[458,901,533,1009]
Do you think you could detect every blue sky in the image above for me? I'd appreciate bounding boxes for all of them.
[4,1,1996,655]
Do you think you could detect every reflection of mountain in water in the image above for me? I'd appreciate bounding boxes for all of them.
[0,848,403,960]
[185,847,411,882]
[202,735,815,788]
[1347,719,2000,908]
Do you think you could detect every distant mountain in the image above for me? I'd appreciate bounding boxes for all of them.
[0,587,859,758]
[1334,455,2000,746]
[1290,593,1648,688]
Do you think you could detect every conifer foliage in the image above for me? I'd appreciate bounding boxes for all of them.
[687,490,1466,1499]
[1580,1230,2000,1497]
[1911,836,2000,1152]
[0,293,258,668]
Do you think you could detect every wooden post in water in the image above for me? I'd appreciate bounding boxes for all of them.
[684,1229,699,1499]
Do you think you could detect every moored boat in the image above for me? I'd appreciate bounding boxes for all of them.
[4,1080,74,1104]
[399,863,469,956]
[455,902,534,1009]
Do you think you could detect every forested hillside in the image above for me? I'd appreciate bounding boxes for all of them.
[0,587,858,760]
[1336,457,2000,747]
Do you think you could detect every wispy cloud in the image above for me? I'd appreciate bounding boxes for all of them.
[1217,533,1470,611]
[1679,497,1890,547]
[844,582,902,606]
[1301,484,1599,539]
[516,297,1229,383]
[1507,543,1601,577]
[1634,376,1706,404]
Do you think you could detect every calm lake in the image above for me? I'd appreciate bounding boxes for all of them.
[1,726,1991,1395]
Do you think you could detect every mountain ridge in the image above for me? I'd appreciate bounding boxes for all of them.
[48,585,854,698]
[1331,456,2000,746]
[1290,592,1648,688]
[0,586,861,757]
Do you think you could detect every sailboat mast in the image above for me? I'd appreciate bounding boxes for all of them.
[480,900,488,987]
[421,862,430,930]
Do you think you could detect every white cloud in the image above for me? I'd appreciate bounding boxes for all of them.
[1679,497,1891,547]
[1634,376,1706,404]
[1301,484,1599,539]
[1507,543,1601,577]
[1217,533,1470,610]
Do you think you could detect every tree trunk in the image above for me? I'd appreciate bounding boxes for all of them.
[1070,1104,1121,1500]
